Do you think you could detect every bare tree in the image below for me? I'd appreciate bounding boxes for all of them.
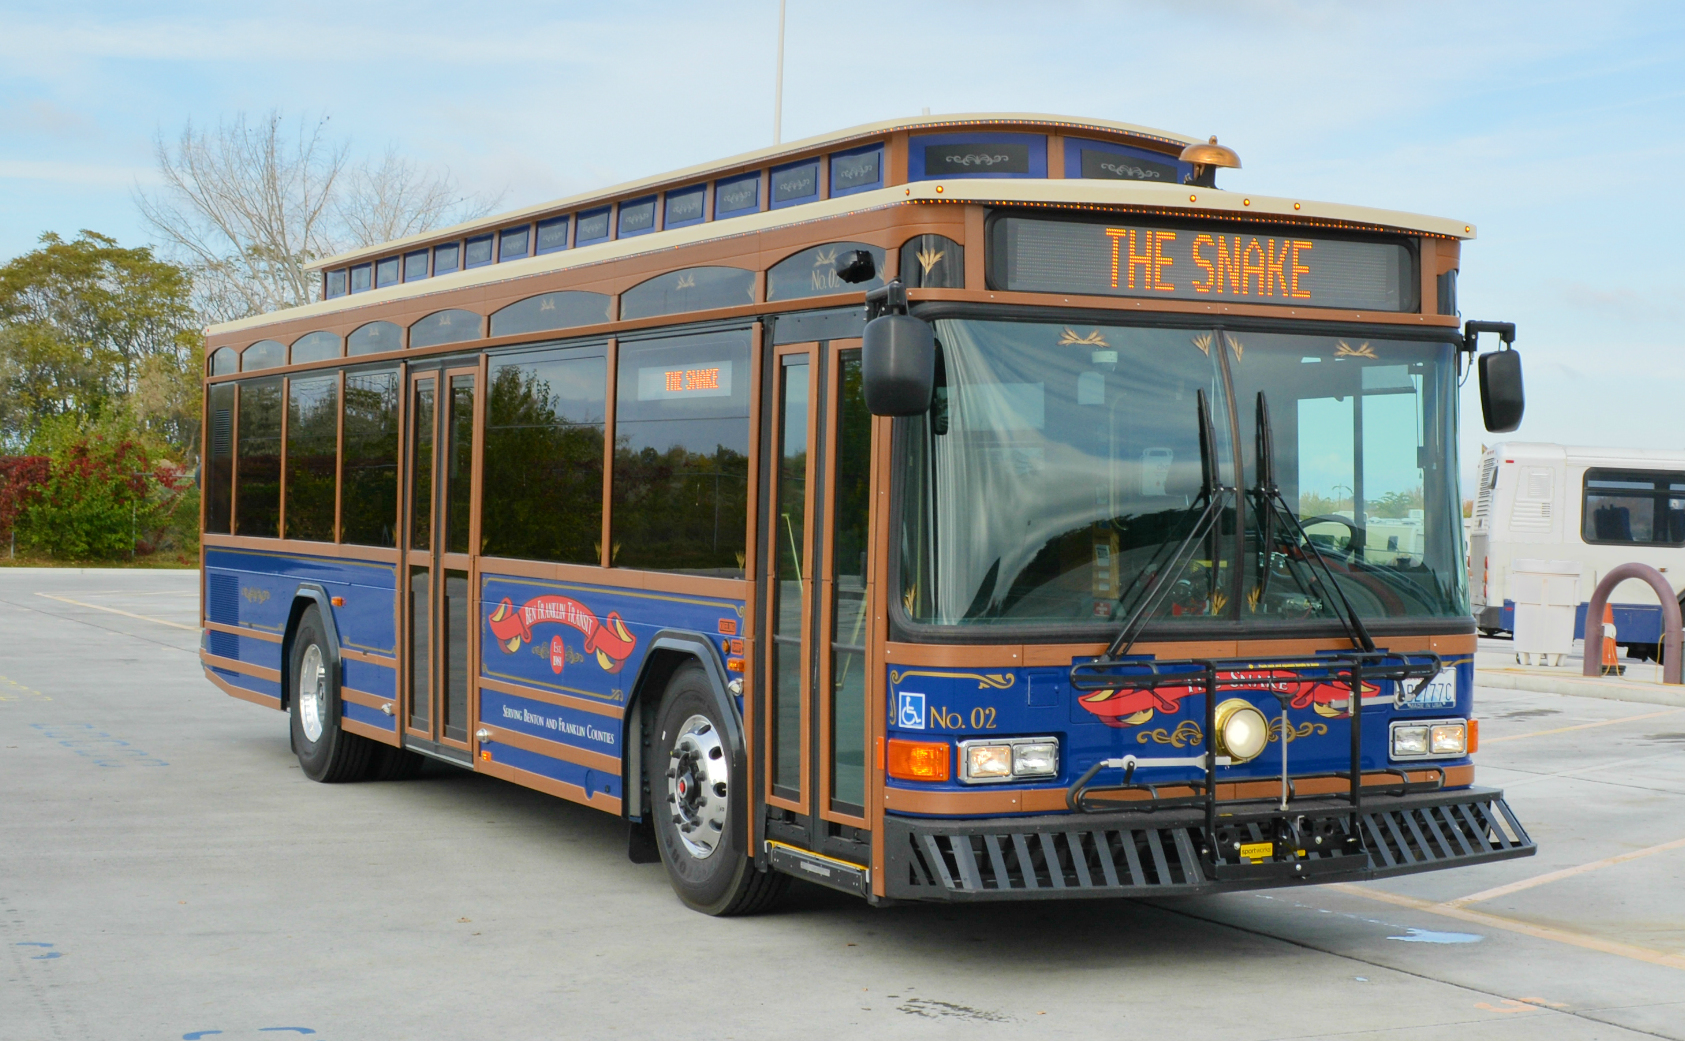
[137,111,499,324]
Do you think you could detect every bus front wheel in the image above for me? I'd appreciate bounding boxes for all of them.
[289,606,375,783]
[649,662,787,915]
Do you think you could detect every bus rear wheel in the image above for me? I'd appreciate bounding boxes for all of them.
[289,606,375,783]
[649,663,787,916]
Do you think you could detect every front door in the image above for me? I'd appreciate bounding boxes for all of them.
[403,365,479,759]
[762,339,873,864]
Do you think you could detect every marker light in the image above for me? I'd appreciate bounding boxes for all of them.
[957,736,1061,784]
[887,739,950,782]
[1213,699,1270,763]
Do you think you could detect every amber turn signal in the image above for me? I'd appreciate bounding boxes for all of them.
[1468,718,1479,754]
[887,738,950,782]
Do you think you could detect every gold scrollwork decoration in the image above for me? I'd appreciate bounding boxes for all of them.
[1191,332,1214,356]
[1268,720,1328,743]
[1057,327,1109,347]
[1335,340,1378,359]
[888,669,1016,690]
[1136,720,1203,748]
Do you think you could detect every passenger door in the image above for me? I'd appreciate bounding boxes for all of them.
[761,339,873,867]
[402,364,479,761]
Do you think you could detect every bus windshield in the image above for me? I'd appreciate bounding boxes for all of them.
[896,317,1467,630]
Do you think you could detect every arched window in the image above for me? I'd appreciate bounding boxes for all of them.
[900,234,964,289]
[241,340,285,372]
[619,267,755,321]
[408,309,482,349]
[348,321,403,356]
[208,347,238,376]
[766,242,887,301]
[490,292,612,337]
[290,331,343,364]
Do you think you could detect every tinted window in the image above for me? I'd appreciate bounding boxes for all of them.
[205,383,235,534]
[499,225,530,262]
[325,269,348,299]
[901,234,963,289]
[830,146,882,195]
[341,368,400,547]
[483,348,607,565]
[348,321,403,356]
[620,267,755,320]
[409,309,482,349]
[619,197,656,235]
[434,242,461,274]
[715,174,759,217]
[209,347,238,376]
[242,340,284,371]
[577,208,611,244]
[1583,469,1685,545]
[465,235,493,268]
[286,374,338,542]
[404,250,429,281]
[770,160,818,205]
[350,264,372,293]
[665,186,706,226]
[913,135,1039,178]
[490,292,612,337]
[375,256,400,287]
[291,331,342,364]
[613,331,752,575]
[536,216,569,254]
[235,377,282,537]
[446,375,475,555]
[1077,145,1178,182]
[767,242,886,301]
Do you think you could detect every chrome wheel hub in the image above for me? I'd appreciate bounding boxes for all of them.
[667,714,729,860]
[298,644,327,743]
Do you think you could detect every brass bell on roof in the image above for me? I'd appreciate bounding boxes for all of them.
[1179,135,1241,169]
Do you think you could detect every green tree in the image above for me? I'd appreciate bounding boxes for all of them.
[0,231,200,457]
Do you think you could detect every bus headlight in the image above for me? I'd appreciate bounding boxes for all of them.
[1214,699,1270,763]
[958,737,1060,783]
[1390,719,1468,759]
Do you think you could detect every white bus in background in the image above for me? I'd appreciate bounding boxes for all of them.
[1469,442,1685,658]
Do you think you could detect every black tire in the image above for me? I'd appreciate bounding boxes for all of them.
[366,744,428,781]
[649,662,787,916]
[289,606,375,783]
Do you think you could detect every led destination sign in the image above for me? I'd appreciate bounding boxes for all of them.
[993,216,1417,312]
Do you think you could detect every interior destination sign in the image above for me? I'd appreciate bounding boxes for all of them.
[993,215,1417,312]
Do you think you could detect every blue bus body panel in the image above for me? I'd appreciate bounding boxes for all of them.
[1499,599,1669,644]
[884,652,1476,818]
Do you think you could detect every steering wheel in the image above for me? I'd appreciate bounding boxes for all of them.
[1299,514,1364,562]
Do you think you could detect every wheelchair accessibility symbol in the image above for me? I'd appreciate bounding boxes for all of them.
[897,691,926,729]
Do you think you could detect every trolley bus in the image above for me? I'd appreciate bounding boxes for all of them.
[198,113,1535,914]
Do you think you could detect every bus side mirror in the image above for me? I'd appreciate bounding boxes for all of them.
[862,313,935,416]
[1478,349,1524,433]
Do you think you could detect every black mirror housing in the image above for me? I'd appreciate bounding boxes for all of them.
[1478,348,1525,433]
[862,313,935,416]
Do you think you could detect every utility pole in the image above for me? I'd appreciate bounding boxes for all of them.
[773,0,786,145]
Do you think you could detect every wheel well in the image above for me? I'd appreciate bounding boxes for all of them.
[279,593,336,711]
[622,648,699,821]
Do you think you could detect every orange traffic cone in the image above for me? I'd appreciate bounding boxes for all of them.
[1601,604,1624,677]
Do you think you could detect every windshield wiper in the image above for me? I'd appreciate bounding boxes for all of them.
[1251,391,1375,654]
[1103,389,1232,660]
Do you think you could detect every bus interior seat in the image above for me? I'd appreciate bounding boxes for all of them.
[1593,504,1632,541]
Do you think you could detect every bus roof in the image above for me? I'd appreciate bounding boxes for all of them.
[210,115,1475,339]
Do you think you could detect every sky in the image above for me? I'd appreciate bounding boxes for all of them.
[2,0,1683,484]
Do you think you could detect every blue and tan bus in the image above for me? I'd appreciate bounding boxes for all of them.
[199,113,1534,914]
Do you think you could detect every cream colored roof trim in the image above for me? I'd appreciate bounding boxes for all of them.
[211,178,1472,339]
[307,112,1207,271]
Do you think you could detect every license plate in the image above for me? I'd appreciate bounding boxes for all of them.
[1239,840,1274,863]
[1404,673,1457,709]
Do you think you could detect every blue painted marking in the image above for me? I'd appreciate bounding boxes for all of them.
[16,941,52,947]
[1388,928,1482,944]
[259,1029,317,1035]
[29,724,167,767]
[182,1032,223,1040]
[31,951,61,959]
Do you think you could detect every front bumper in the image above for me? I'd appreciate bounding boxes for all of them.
[883,786,1533,901]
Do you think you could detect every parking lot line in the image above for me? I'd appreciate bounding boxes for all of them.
[1485,709,1684,744]
[1444,837,1685,909]
[1338,884,1685,972]
[34,593,198,631]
